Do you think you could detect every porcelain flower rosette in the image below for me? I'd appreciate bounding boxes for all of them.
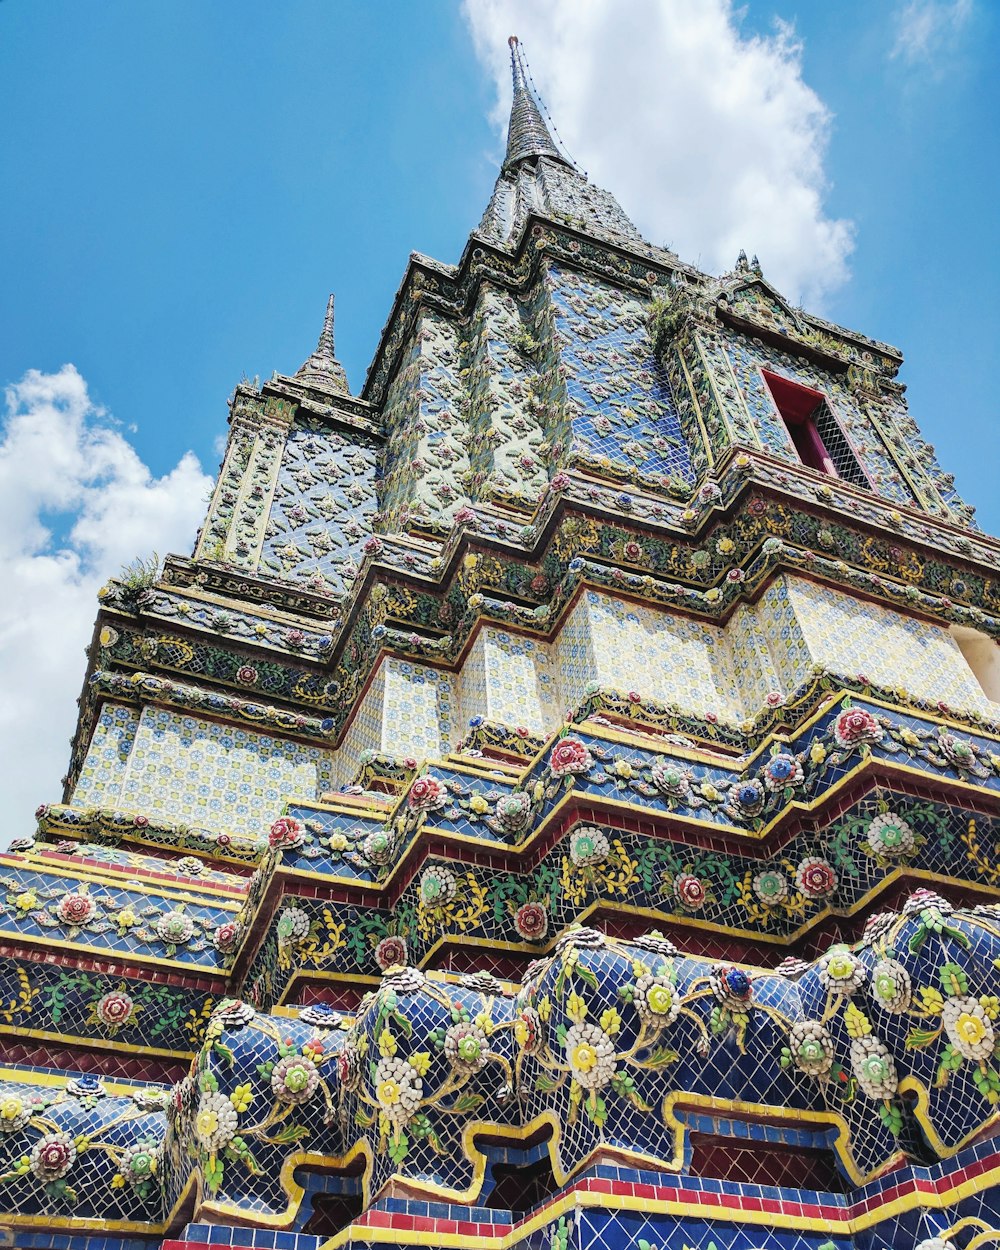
[337,965,518,1199]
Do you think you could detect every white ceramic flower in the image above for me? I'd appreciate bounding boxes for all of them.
[942,995,995,1061]
[850,1037,898,1099]
[374,1056,423,1128]
[632,974,681,1027]
[156,910,195,945]
[444,1022,490,1075]
[569,827,610,868]
[870,960,912,1013]
[419,865,458,908]
[817,947,866,996]
[271,1054,320,1105]
[564,1023,617,1090]
[381,965,426,996]
[194,1091,239,1150]
[554,927,606,955]
[118,1140,161,1187]
[278,906,311,942]
[752,869,788,906]
[787,1020,834,1078]
[0,1092,30,1134]
[866,813,916,859]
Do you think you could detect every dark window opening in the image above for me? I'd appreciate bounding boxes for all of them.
[763,370,869,488]
[486,1154,560,1213]
[302,1189,365,1236]
[689,1133,850,1192]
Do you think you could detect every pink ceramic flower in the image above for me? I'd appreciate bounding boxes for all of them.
[96,990,134,1028]
[674,874,706,912]
[57,893,95,926]
[832,707,883,749]
[514,902,548,941]
[549,737,593,777]
[269,817,306,849]
[407,776,447,812]
[375,936,407,970]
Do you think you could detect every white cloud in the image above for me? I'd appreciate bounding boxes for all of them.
[891,0,973,66]
[463,0,854,306]
[0,366,212,838]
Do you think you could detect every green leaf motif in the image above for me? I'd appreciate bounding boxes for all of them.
[642,1046,680,1069]
[575,964,600,991]
[451,1092,484,1114]
[906,1026,941,1050]
[388,1131,409,1164]
[271,1122,310,1144]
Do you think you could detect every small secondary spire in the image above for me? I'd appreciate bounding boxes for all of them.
[296,294,349,395]
[503,35,570,172]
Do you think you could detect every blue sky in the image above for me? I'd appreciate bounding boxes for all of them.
[0,0,996,826]
[2,0,996,507]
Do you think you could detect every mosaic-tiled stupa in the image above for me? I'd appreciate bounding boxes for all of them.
[6,35,1000,1250]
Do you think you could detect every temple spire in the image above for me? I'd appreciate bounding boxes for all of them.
[503,36,570,172]
[295,293,349,395]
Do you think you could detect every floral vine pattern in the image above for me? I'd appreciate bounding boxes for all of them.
[133,893,1000,1226]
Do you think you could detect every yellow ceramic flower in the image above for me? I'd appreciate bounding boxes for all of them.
[599,1007,622,1036]
[537,996,552,1021]
[378,1028,397,1058]
[15,891,37,912]
[230,1084,253,1113]
[700,782,722,802]
[980,996,1000,1020]
[571,1042,598,1074]
[614,761,633,779]
[409,1051,431,1076]
[376,1079,401,1107]
[900,728,921,748]
[810,742,827,766]
[469,794,489,815]
[514,1017,532,1047]
[0,1095,23,1122]
[195,1108,219,1140]
[717,537,736,555]
[956,1012,988,1048]
[117,908,137,930]
[567,992,587,1023]
[919,987,945,1014]
[647,985,674,1016]
[844,1002,871,1040]
[533,781,545,802]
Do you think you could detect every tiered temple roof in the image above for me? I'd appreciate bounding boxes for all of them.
[1,34,998,1250]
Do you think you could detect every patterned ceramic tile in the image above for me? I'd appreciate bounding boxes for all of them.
[114,708,334,836]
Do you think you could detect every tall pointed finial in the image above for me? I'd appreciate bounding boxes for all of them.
[319,293,336,356]
[503,35,570,172]
[296,293,349,395]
